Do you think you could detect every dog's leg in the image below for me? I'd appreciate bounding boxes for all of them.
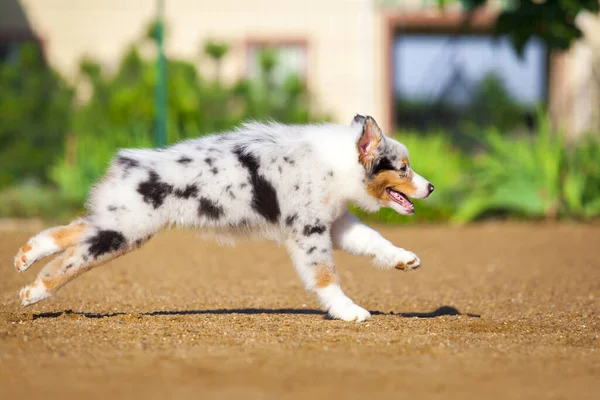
[331,212,421,270]
[19,232,150,307]
[14,219,89,272]
[285,227,371,322]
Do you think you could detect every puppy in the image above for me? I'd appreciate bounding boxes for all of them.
[13,115,433,321]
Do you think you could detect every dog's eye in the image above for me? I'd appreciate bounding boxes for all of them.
[399,164,407,173]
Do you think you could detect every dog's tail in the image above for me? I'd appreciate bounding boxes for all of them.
[14,219,91,273]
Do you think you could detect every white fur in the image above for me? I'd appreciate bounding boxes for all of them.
[13,118,432,321]
[19,281,50,306]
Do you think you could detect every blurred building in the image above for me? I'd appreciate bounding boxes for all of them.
[1,0,599,137]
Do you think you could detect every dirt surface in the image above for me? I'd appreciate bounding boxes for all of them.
[1,222,599,399]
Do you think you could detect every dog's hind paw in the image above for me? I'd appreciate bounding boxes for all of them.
[14,244,33,272]
[19,282,50,306]
[328,302,371,322]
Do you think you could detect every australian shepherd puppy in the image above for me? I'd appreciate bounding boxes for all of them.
[14,115,433,322]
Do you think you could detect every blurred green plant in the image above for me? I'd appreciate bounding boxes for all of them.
[468,73,530,132]
[453,115,563,222]
[0,43,73,187]
[204,41,229,82]
[0,182,81,220]
[50,127,153,203]
[563,134,600,218]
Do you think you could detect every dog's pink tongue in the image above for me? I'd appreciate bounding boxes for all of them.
[399,195,414,210]
[388,189,414,211]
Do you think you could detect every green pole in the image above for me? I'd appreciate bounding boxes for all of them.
[155,0,167,147]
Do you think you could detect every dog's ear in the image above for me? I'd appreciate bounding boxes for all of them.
[351,114,367,127]
[357,116,384,168]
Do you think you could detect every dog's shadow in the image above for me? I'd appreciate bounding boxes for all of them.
[32,305,480,320]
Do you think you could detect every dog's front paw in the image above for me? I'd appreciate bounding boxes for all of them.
[328,302,371,322]
[374,248,421,271]
[393,249,421,271]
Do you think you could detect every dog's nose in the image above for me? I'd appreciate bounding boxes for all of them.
[428,183,435,194]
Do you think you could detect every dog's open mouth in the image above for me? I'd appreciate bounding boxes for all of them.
[386,187,414,213]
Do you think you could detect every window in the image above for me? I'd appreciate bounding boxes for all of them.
[246,40,308,84]
[393,33,547,136]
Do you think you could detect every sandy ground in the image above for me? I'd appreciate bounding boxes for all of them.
[0,221,599,399]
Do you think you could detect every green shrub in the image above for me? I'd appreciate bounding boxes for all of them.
[563,134,600,219]
[0,183,81,221]
[453,116,563,222]
[50,127,153,203]
[0,43,73,188]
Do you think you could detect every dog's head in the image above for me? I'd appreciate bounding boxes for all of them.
[352,115,434,215]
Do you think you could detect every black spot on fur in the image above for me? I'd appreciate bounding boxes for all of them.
[373,157,396,175]
[321,248,328,253]
[307,246,316,254]
[87,230,126,258]
[224,185,236,199]
[283,156,295,165]
[205,157,214,166]
[64,263,74,271]
[328,171,334,177]
[116,156,139,169]
[82,255,89,262]
[134,239,144,247]
[174,184,199,199]
[293,184,300,191]
[285,214,297,226]
[108,205,118,212]
[240,183,248,189]
[177,156,193,165]
[233,147,281,223]
[211,167,219,175]
[278,166,283,173]
[198,197,224,220]
[303,224,326,236]
[137,170,173,209]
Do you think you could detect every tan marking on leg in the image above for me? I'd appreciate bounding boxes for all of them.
[20,255,26,262]
[315,264,338,289]
[22,244,32,253]
[41,273,74,293]
[50,221,87,248]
